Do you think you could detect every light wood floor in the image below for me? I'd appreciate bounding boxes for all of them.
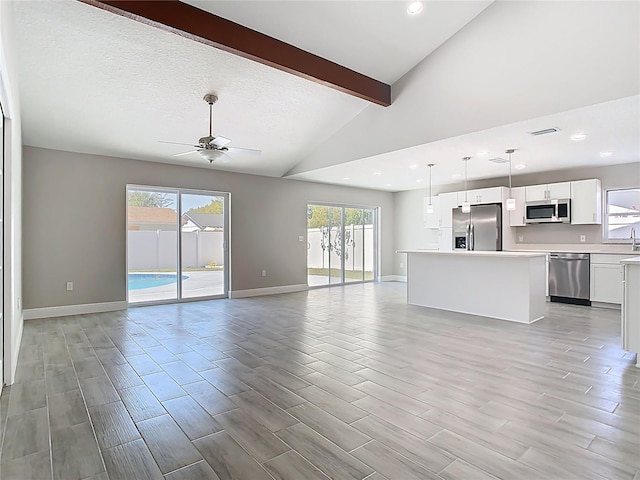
[1,282,639,480]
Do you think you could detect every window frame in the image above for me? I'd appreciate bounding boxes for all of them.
[603,187,640,243]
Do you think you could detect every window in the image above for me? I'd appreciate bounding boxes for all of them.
[605,188,640,242]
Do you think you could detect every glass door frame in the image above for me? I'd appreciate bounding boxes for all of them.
[307,202,378,288]
[126,184,230,305]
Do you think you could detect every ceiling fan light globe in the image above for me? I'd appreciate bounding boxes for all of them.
[199,149,223,162]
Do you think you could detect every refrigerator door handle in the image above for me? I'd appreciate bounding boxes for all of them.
[465,223,471,251]
[469,223,475,251]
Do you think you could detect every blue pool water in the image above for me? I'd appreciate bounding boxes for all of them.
[128,273,189,290]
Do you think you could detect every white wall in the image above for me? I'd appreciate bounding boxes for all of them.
[0,1,23,385]
[289,1,639,175]
[22,146,394,309]
[393,162,640,276]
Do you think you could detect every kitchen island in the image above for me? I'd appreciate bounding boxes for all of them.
[398,250,547,323]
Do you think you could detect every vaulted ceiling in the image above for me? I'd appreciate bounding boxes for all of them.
[12,0,640,190]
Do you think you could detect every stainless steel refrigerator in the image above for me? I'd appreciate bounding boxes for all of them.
[452,203,502,251]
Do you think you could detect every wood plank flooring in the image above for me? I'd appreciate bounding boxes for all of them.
[1,282,639,479]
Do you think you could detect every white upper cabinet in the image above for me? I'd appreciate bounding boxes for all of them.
[525,182,571,201]
[508,186,527,227]
[439,192,459,228]
[571,179,602,225]
[423,195,441,229]
[456,187,504,206]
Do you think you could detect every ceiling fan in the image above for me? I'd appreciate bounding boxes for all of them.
[160,94,261,163]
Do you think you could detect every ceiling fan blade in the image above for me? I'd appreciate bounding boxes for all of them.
[217,152,235,163]
[227,146,261,156]
[159,140,198,147]
[173,150,198,157]
[211,136,232,147]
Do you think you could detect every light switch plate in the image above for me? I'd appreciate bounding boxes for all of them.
[580,235,586,243]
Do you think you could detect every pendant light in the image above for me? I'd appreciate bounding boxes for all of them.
[462,156,471,213]
[505,148,516,211]
[426,163,435,214]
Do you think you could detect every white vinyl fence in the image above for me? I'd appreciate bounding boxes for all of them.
[307,224,374,271]
[128,230,224,270]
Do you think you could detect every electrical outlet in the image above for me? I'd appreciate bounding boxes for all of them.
[298,235,304,242]
[66,282,73,291]
[518,235,524,242]
[261,270,267,277]
[579,234,586,243]
[400,262,404,268]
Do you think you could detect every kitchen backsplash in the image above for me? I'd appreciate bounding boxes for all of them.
[515,223,603,244]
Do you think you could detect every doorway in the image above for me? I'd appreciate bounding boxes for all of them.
[307,204,377,287]
[127,186,229,304]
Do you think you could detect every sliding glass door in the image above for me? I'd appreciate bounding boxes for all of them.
[127,186,229,304]
[307,204,377,287]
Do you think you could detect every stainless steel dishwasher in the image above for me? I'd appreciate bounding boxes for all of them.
[549,252,591,306]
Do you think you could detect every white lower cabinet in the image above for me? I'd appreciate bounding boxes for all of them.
[590,254,626,305]
[439,228,452,251]
[590,264,623,304]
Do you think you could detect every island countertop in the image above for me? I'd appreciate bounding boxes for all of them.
[397,249,547,259]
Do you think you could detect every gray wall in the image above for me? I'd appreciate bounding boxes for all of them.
[393,162,640,276]
[22,146,394,309]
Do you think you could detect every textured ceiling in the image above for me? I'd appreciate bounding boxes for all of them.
[13,0,370,177]
[12,1,638,189]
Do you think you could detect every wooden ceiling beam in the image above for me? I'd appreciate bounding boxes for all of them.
[79,0,391,106]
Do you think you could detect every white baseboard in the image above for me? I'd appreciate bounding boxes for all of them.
[380,275,407,282]
[229,284,308,299]
[7,315,23,385]
[23,301,127,320]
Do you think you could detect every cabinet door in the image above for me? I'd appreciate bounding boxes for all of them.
[439,227,452,251]
[571,179,602,225]
[548,182,571,199]
[478,187,504,204]
[525,184,548,202]
[439,192,459,228]
[509,187,527,226]
[590,263,623,304]
[424,195,441,228]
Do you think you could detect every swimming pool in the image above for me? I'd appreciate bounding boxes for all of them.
[128,273,189,290]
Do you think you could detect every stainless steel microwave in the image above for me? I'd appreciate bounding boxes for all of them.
[525,199,571,224]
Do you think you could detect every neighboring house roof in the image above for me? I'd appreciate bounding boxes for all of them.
[128,206,177,224]
[183,213,224,230]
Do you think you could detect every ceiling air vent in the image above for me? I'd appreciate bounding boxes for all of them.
[488,157,509,164]
[529,127,561,136]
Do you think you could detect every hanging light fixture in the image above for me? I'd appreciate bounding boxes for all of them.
[462,157,471,213]
[505,148,516,211]
[426,163,435,214]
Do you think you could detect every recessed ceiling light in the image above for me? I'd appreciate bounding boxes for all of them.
[600,151,613,157]
[407,1,423,15]
[570,133,588,142]
[452,173,462,179]
[373,171,382,176]
[514,163,527,170]
[416,179,424,183]
[343,177,350,180]
[477,151,489,156]
[409,164,418,169]
[385,183,392,187]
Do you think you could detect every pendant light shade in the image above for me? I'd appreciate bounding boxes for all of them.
[426,163,435,214]
[462,157,471,213]
[506,148,516,211]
